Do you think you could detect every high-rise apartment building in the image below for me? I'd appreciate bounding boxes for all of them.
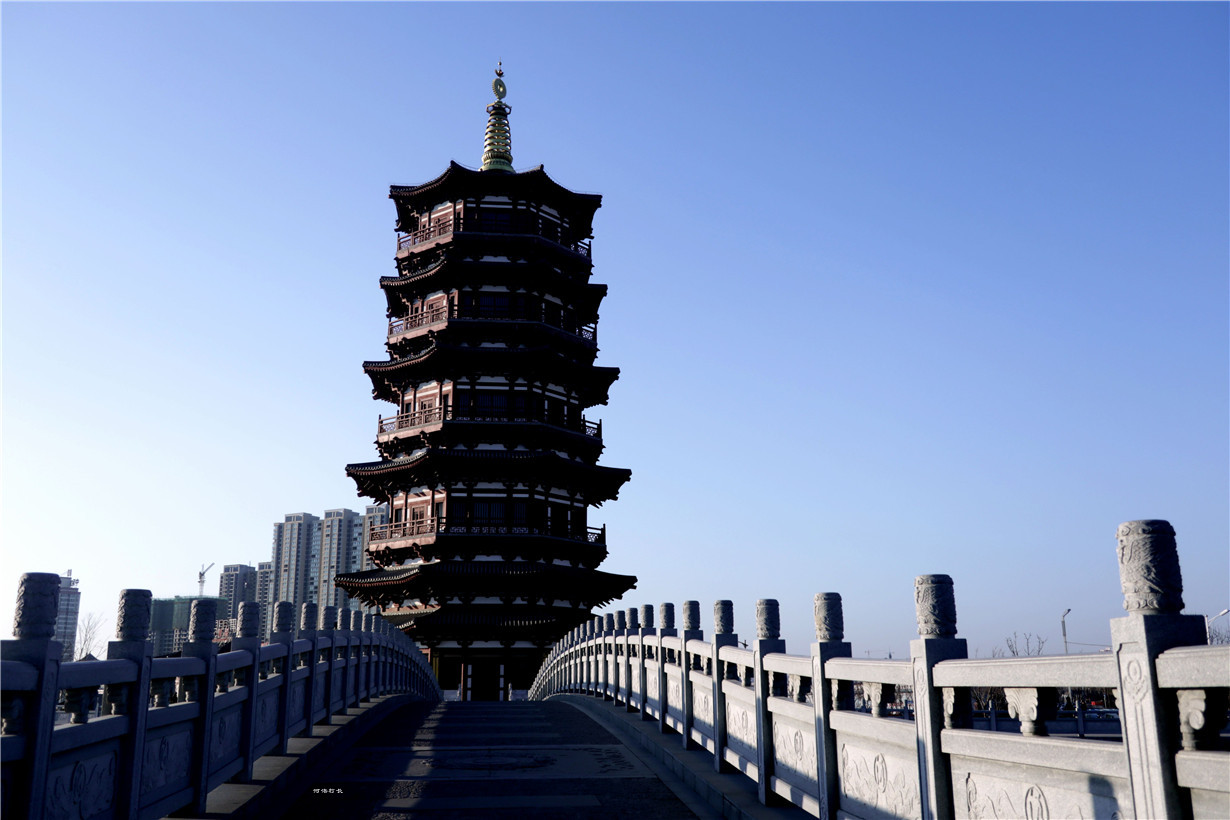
[218,563,257,621]
[55,571,81,663]
[271,513,319,613]
[266,507,386,635]
[316,509,365,610]
[257,560,273,638]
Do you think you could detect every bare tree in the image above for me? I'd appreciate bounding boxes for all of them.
[75,612,109,660]
[1004,632,1047,657]
[1209,624,1230,646]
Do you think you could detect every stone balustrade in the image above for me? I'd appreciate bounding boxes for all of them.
[530,520,1229,819]
[1,584,440,820]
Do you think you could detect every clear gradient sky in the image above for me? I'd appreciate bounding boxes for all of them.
[4,2,1227,658]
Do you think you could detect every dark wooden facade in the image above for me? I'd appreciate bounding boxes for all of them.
[336,160,634,698]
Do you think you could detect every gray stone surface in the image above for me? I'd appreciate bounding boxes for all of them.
[914,574,957,638]
[116,588,152,641]
[813,592,843,642]
[14,572,60,639]
[189,598,217,642]
[281,700,739,819]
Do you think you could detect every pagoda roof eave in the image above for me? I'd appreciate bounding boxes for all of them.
[362,346,619,406]
[390,161,602,233]
[344,450,631,502]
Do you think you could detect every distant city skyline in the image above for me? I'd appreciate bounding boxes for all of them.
[4,3,1226,659]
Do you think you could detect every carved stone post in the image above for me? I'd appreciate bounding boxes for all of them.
[637,605,655,721]
[590,616,602,696]
[230,601,262,783]
[1110,520,1206,820]
[659,602,678,732]
[811,592,852,820]
[337,608,356,709]
[910,575,966,820]
[298,603,319,729]
[626,607,640,711]
[605,614,619,698]
[614,609,628,706]
[754,599,787,803]
[711,600,739,773]
[319,605,339,721]
[101,588,153,820]
[679,600,703,751]
[269,601,295,753]
[182,598,220,814]
[2,572,62,820]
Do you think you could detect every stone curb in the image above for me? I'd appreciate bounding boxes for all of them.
[553,694,807,820]
[171,693,420,819]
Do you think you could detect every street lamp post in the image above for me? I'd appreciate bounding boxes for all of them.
[1205,608,1229,642]
[1061,608,1071,655]
[1060,608,1073,710]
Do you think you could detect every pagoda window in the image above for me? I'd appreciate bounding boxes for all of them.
[476,392,508,415]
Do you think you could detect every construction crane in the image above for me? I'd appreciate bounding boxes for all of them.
[198,563,215,597]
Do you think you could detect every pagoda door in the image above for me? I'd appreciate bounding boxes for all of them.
[464,660,504,701]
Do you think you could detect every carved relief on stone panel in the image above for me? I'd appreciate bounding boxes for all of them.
[210,708,242,767]
[772,719,818,788]
[288,680,306,721]
[45,751,117,820]
[838,742,919,817]
[959,769,1123,820]
[692,689,714,735]
[255,692,278,743]
[666,677,682,711]
[141,730,192,795]
[725,702,757,757]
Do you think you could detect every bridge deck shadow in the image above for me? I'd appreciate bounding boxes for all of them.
[278,697,803,819]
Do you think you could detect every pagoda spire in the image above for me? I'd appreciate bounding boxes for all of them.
[480,63,514,172]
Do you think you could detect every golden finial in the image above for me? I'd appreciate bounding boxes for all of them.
[482,64,513,172]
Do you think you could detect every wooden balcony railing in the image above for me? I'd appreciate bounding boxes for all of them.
[388,306,450,335]
[395,213,592,258]
[369,518,604,544]
[377,408,601,439]
[387,304,597,345]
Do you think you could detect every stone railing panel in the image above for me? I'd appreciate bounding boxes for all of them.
[527,518,1228,820]
[1,584,440,820]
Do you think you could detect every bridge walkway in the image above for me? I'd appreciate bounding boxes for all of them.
[277,696,803,819]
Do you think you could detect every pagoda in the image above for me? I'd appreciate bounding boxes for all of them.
[336,67,635,700]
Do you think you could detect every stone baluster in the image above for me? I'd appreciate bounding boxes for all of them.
[615,609,630,706]
[650,602,672,733]
[753,599,787,803]
[231,601,262,782]
[711,600,739,773]
[267,601,295,754]
[3,574,64,819]
[679,601,703,751]
[635,605,655,722]
[318,605,338,719]
[811,592,852,820]
[181,598,220,814]
[337,609,355,709]
[98,588,153,819]
[1110,520,1206,820]
[603,613,616,698]
[910,574,966,820]
[298,603,320,728]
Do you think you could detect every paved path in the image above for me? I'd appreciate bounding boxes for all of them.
[282,699,720,819]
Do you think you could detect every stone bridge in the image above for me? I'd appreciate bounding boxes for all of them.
[3,519,1227,819]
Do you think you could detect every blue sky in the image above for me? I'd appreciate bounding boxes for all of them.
[4,2,1227,657]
